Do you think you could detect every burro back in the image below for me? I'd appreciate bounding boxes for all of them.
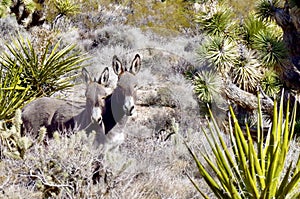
[22,67,109,142]
[102,54,141,143]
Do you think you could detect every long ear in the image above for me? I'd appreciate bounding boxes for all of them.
[129,54,141,75]
[82,67,92,84]
[98,67,109,86]
[112,55,124,76]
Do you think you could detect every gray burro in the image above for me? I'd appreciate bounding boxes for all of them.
[21,54,142,148]
[21,67,109,147]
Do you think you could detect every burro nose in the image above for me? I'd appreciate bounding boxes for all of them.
[123,96,135,116]
[92,107,103,123]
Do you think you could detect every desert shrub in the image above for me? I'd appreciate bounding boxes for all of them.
[0,35,88,120]
[0,17,27,49]
[127,0,196,34]
[225,0,257,17]
[0,109,33,160]
[187,92,300,198]
[90,26,135,50]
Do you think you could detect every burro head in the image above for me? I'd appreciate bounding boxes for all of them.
[112,54,141,117]
[82,67,109,124]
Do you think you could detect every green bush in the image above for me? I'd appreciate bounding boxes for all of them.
[186,92,300,198]
[0,35,88,120]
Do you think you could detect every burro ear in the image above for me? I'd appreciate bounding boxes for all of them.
[129,54,141,75]
[112,55,124,76]
[82,67,92,84]
[99,67,109,86]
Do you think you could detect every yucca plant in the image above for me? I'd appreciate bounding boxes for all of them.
[231,48,263,93]
[241,13,268,46]
[193,70,222,103]
[256,0,282,21]
[197,36,239,74]
[0,0,12,17]
[0,35,88,120]
[252,30,287,67]
[261,69,282,97]
[54,0,80,17]
[186,91,300,198]
[195,2,236,38]
[0,63,32,120]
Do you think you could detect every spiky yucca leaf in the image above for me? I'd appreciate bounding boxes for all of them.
[54,0,80,16]
[0,35,88,120]
[187,91,300,198]
[255,0,281,21]
[231,48,262,92]
[23,0,38,12]
[261,69,282,96]
[241,13,268,45]
[0,0,11,17]
[193,70,222,103]
[0,64,32,120]
[195,3,236,37]
[197,36,238,73]
[253,30,287,67]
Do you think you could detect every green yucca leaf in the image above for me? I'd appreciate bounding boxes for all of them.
[261,69,282,97]
[188,90,300,198]
[241,13,267,45]
[253,30,287,67]
[198,36,238,74]
[0,0,12,17]
[54,0,80,16]
[255,0,282,21]
[276,163,293,198]
[282,172,300,198]
[186,143,222,191]
[208,108,240,177]
[193,70,222,103]
[231,48,262,92]
[195,3,236,37]
[0,35,88,120]
[201,124,234,192]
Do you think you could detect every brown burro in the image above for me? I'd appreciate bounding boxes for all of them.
[21,67,109,146]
